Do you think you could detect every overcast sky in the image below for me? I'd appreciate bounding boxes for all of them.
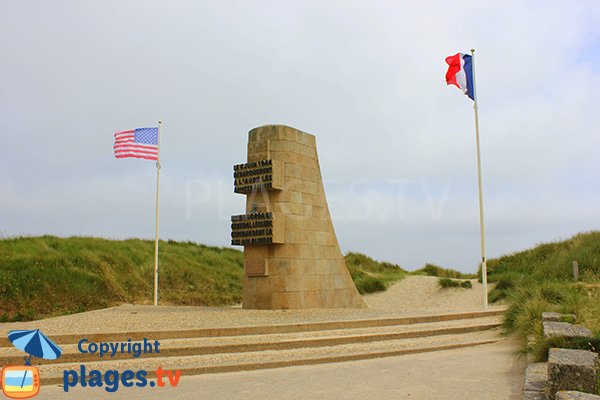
[1,0,599,272]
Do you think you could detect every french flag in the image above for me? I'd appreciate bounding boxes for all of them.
[445,53,474,100]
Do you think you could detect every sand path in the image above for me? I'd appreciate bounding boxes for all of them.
[364,275,494,312]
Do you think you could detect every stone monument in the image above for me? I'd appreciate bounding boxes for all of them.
[231,125,367,309]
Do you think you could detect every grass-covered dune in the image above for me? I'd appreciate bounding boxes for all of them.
[0,236,405,321]
[0,236,245,321]
[487,231,600,285]
[345,252,405,294]
[483,231,600,360]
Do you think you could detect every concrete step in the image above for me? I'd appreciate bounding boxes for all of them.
[0,308,504,347]
[38,329,501,385]
[0,316,501,365]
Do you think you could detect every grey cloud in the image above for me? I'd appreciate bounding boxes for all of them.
[1,0,599,272]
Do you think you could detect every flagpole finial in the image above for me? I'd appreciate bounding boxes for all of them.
[471,48,475,54]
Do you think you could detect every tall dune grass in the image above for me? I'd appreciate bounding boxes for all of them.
[483,231,600,361]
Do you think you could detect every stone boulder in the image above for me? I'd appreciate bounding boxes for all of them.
[548,348,599,399]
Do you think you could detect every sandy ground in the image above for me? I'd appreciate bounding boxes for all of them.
[38,339,525,400]
[0,276,501,336]
[364,275,493,312]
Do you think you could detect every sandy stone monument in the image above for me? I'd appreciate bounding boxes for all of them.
[231,125,366,309]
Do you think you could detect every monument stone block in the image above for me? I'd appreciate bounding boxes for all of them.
[231,125,366,309]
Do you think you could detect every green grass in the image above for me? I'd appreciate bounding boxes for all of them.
[483,231,600,361]
[0,236,405,321]
[0,236,245,321]
[413,263,476,279]
[438,278,473,289]
[485,231,600,281]
[344,252,406,294]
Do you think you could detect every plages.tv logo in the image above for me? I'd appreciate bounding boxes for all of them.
[1,329,62,399]
[62,337,182,393]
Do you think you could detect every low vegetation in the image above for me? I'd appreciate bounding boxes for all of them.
[437,278,473,289]
[0,236,406,321]
[414,263,476,279]
[482,231,600,361]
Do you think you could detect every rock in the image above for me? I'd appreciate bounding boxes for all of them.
[548,348,599,399]
[555,391,600,400]
[543,322,593,340]
[543,312,577,323]
[526,392,551,400]
[525,362,550,399]
[525,363,549,392]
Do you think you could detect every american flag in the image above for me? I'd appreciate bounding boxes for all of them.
[114,127,159,161]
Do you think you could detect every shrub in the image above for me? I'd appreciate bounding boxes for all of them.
[461,280,473,289]
[438,278,454,288]
[438,278,473,289]
[355,277,387,294]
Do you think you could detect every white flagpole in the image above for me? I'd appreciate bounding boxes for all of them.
[470,49,488,309]
[154,121,162,306]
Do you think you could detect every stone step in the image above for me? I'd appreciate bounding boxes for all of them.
[0,308,504,347]
[543,322,593,340]
[0,316,501,365]
[38,330,501,385]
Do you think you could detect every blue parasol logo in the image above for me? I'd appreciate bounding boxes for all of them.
[8,329,62,365]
